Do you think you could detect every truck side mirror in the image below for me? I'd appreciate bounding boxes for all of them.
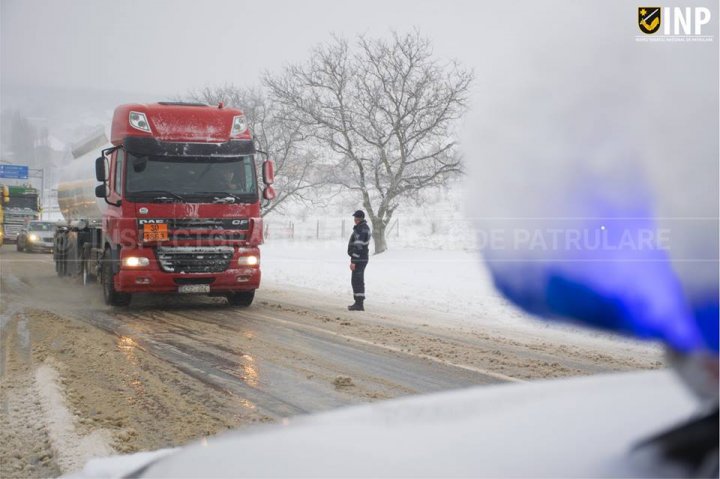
[262,160,275,185]
[95,157,107,182]
[262,186,276,201]
[95,184,107,198]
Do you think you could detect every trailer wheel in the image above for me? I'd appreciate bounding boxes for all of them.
[226,290,254,307]
[56,255,65,276]
[57,255,68,277]
[81,245,96,285]
[81,259,97,285]
[102,253,131,306]
[55,236,68,276]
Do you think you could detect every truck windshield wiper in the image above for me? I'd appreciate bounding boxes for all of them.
[192,191,244,203]
[129,190,186,202]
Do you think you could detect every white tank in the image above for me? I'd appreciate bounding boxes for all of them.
[57,130,110,221]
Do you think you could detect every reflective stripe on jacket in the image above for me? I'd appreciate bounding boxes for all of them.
[347,220,371,263]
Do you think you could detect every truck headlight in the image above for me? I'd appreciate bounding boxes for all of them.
[238,255,258,266]
[28,234,39,242]
[123,256,150,267]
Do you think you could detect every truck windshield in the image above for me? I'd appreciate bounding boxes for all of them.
[28,222,54,231]
[6,196,38,210]
[125,153,257,202]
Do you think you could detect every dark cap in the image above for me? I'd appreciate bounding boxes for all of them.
[352,210,365,219]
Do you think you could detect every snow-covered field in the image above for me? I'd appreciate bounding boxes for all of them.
[260,239,665,356]
[263,239,503,317]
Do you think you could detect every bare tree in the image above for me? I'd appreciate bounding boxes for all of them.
[1,110,48,167]
[186,85,318,216]
[264,31,473,254]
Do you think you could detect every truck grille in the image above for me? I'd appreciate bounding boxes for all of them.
[171,219,249,230]
[156,246,234,273]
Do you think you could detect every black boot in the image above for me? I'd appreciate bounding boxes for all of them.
[348,299,364,311]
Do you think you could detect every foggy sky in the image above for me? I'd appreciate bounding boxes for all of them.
[2,0,494,96]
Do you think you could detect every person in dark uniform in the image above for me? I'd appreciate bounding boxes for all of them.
[347,210,371,311]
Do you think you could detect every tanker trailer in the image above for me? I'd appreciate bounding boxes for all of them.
[54,130,109,283]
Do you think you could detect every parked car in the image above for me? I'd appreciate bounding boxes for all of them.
[17,221,55,253]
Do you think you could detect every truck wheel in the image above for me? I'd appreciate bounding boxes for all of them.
[81,245,97,285]
[57,254,68,277]
[226,290,254,307]
[102,255,131,306]
[56,255,65,276]
[81,260,97,285]
[16,241,23,252]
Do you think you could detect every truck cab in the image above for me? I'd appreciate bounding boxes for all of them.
[55,102,275,307]
[1,184,40,243]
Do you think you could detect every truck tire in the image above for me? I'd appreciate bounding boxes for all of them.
[81,244,97,285]
[56,247,68,277]
[226,290,254,307]
[81,259,97,285]
[16,240,23,252]
[54,236,64,276]
[56,252,65,276]
[102,253,131,306]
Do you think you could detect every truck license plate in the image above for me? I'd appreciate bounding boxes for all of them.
[178,284,210,294]
[143,223,169,241]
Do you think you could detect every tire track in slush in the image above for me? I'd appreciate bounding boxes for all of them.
[143,306,509,389]
[80,310,308,419]
[72,303,507,421]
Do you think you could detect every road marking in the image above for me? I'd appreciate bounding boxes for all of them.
[250,311,526,383]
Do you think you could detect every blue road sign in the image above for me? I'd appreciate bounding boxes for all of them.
[0,164,29,179]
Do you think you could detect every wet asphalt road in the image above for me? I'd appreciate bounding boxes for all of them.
[1,248,509,422]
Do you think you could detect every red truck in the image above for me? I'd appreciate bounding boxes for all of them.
[54,102,275,306]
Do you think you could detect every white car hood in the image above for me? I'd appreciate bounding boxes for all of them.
[69,369,699,478]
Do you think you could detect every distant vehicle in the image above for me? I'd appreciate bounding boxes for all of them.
[16,220,55,253]
[53,102,276,307]
[0,184,41,243]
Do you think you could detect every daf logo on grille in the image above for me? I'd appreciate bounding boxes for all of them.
[139,207,149,214]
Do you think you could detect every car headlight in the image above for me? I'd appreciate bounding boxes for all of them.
[28,234,39,242]
[238,255,258,266]
[123,256,150,267]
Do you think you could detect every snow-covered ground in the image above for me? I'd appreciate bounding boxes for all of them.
[260,239,664,355]
[263,239,503,317]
